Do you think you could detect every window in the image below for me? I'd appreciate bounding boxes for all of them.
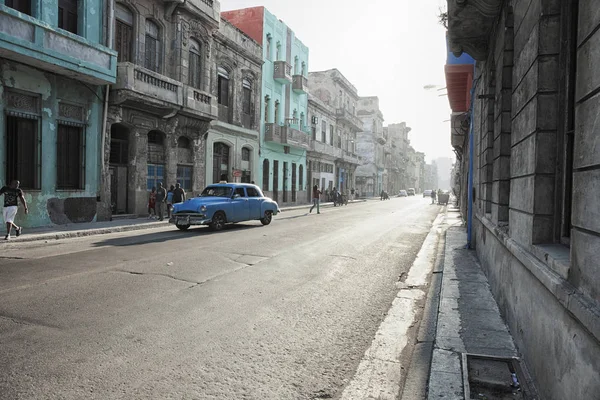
[234,187,246,197]
[57,124,85,189]
[5,116,38,189]
[299,165,304,190]
[274,100,280,124]
[58,0,78,34]
[266,34,272,61]
[294,56,299,74]
[213,142,230,183]
[115,4,133,62]
[247,187,260,197]
[189,39,202,88]
[241,147,251,162]
[301,62,306,76]
[321,121,327,143]
[178,136,190,149]
[264,96,270,123]
[262,159,269,191]
[5,0,31,15]
[147,131,165,164]
[145,20,160,72]
[147,164,164,191]
[177,165,192,191]
[276,42,281,60]
[218,67,230,106]
[242,78,252,114]
[330,126,334,145]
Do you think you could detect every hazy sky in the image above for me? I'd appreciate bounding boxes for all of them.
[221,0,453,163]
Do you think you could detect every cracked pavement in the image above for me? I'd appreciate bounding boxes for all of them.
[0,197,440,399]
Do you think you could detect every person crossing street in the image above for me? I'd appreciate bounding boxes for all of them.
[1,180,28,240]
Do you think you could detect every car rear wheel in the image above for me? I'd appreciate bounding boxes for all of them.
[210,212,226,231]
[260,211,273,226]
[176,224,190,231]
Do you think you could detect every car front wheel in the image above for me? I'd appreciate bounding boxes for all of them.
[210,212,226,231]
[260,211,273,226]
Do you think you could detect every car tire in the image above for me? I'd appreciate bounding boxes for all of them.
[176,224,190,231]
[210,212,226,231]
[260,211,273,226]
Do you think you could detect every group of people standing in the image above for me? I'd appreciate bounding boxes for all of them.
[148,183,186,221]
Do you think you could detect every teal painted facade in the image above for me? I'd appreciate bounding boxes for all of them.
[259,9,309,204]
[0,0,117,227]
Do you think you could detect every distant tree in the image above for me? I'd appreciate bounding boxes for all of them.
[438,8,448,29]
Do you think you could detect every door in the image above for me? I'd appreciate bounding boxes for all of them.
[291,163,297,202]
[231,187,250,221]
[273,160,279,203]
[213,142,230,183]
[283,162,288,203]
[246,186,262,219]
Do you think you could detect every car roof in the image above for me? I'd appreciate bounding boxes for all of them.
[205,183,259,188]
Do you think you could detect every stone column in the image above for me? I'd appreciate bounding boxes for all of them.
[130,127,148,216]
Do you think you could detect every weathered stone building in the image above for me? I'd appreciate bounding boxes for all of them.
[355,96,385,197]
[385,122,412,193]
[205,19,262,186]
[0,0,116,227]
[104,0,221,216]
[306,94,337,197]
[446,0,600,398]
[308,69,362,195]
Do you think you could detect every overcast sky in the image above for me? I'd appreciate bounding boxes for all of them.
[221,0,452,164]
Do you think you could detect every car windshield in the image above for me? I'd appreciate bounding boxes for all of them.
[200,186,232,198]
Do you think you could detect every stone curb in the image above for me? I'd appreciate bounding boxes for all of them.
[6,200,368,244]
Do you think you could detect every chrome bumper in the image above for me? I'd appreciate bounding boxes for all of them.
[169,214,211,226]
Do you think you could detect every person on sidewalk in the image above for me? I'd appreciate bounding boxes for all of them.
[172,183,186,205]
[1,180,28,240]
[309,185,322,214]
[430,189,437,205]
[350,188,355,201]
[156,182,167,221]
[166,185,175,219]
[148,187,157,219]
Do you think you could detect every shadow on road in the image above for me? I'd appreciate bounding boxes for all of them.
[90,223,260,248]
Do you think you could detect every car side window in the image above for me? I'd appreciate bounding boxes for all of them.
[246,187,260,197]
[234,188,246,197]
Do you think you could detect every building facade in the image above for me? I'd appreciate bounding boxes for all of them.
[308,69,362,195]
[386,122,412,192]
[205,19,262,186]
[104,0,221,216]
[446,0,600,398]
[223,7,310,206]
[0,0,117,227]
[355,96,385,197]
[306,94,337,198]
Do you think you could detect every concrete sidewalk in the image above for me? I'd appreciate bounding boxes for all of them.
[423,207,538,399]
[1,199,366,243]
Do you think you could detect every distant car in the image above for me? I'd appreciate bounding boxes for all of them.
[423,189,432,198]
[170,183,280,231]
[407,188,416,196]
[397,190,408,197]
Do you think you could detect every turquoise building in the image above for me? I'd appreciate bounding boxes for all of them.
[223,7,310,205]
[0,0,117,227]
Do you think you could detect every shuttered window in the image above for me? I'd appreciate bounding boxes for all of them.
[58,0,78,35]
[115,5,133,62]
[57,124,85,189]
[145,20,160,72]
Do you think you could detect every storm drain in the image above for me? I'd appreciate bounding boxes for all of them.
[461,354,537,400]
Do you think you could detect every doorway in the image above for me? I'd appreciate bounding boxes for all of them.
[273,160,279,203]
[109,124,129,214]
[213,142,230,183]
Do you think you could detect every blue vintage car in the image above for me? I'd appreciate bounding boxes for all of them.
[169,183,280,231]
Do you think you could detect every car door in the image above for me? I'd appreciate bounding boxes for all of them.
[246,186,263,219]
[231,187,250,222]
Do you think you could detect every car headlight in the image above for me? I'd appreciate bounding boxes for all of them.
[200,205,207,212]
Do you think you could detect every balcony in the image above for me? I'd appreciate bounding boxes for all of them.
[113,62,215,118]
[376,132,387,145]
[342,151,361,165]
[292,75,308,94]
[0,6,116,85]
[264,123,285,144]
[282,122,310,150]
[335,108,363,132]
[309,140,336,158]
[273,61,292,84]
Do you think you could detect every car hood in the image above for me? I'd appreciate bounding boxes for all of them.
[173,197,229,212]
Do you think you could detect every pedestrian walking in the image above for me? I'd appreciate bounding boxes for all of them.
[380,190,385,201]
[309,185,322,214]
[430,189,437,205]
[172,183,186,204]
[156,182,167,221]
[166,185,175,218]
[148,187,157,219]
[351,188,355,201]
[1,180,28,240]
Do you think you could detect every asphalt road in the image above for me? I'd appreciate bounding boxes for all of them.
[0,196,441,400]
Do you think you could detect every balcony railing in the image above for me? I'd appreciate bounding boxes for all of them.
[273,61,292,84]
[282,123,310,150]
[114,62,216,118]
[264,123,285,144]
[335,108,363,131]
[292,75,308,94]
[309,140,336,157]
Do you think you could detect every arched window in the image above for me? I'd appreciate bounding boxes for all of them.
[241,147,252,183]
[145,20,160,72]
[177,136,190,148]
[266,34,272,61]
[241,147,251,162]
[189,39,202,88]
[213,142,230,183]
[147,130,165,191]
[115,4,133,62]
[217,67,230,106]
[262,159,269,191]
